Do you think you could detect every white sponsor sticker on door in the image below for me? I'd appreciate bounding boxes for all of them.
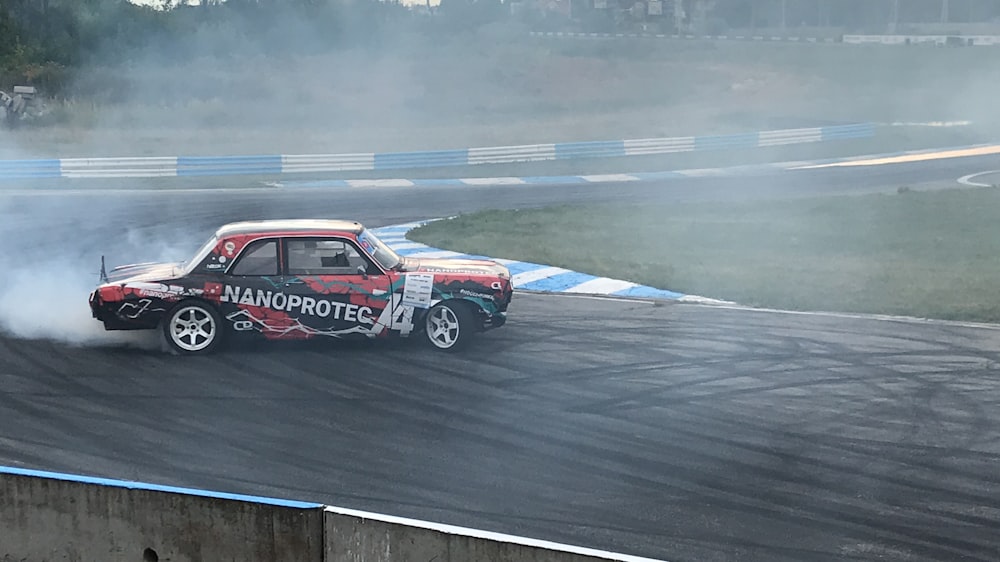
[402,273,434,309]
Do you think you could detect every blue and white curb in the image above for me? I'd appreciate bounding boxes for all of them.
[270,162,791,189]
[371,221,732,305]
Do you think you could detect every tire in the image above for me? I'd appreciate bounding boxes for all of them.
[161,300,224,355]
[423,300,476,351]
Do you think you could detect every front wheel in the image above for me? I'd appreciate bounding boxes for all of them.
[162,300,224,355]
[424,301,475,351]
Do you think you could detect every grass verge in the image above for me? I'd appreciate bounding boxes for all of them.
[408,186,1000,322]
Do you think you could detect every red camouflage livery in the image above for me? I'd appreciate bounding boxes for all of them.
[89,219,513,355]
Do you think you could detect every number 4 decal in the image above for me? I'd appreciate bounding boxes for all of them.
[370,293,416,337]
[393,304,414,337]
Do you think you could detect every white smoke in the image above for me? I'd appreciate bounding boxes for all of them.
[0,201,207,349]
[0,259,159,348]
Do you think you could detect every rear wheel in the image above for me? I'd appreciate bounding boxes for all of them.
[424,301,475,351]
[162,300,223,355]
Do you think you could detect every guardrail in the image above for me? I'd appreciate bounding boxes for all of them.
[530,31,1000,45]
[843,34,1000,46]
[0,123,875,181]
[530,31,838,42]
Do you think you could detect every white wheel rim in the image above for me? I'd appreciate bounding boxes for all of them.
[426,306,460,348]
[169,306,216,352]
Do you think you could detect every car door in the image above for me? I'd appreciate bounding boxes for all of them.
[280,236,394,338]
[217,237,291,336]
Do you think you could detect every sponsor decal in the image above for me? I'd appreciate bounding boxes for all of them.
[224,291,416,339]
[202,282,224,298]
[137,289,177,299]
[401,273,434,309]
[418,267,488,274]
[117,299,165,319]
[459,288,493,300]
[224,241,236,255]
[129,282,203,300]
[222,285,375,324]
[357,230,378,257]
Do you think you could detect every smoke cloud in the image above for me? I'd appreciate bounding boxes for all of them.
[2,1,1000,348]
[0,194,212,348]
[0,261,159,348]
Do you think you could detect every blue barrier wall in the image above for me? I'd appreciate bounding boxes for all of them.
[0,123,876,181]
[0,159,62,179]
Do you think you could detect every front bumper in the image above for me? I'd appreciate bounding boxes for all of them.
[482,311,507,330]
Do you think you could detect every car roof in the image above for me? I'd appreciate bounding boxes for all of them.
[215,219,365,237]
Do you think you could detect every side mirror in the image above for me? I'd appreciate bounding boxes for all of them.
[357,265,368,279]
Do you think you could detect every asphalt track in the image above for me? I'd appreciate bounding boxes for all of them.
[2,155,1000,561]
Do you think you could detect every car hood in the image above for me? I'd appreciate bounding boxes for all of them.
[402,257,509,278]
[106,261,185,283]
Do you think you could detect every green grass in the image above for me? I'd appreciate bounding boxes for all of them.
[408,187,1000,322]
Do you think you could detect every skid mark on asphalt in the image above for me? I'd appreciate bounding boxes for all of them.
[484,301,1000,560]
[3,296,1000,561]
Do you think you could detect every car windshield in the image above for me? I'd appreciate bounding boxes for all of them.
[181,234,219,275]
[357,229,401,270]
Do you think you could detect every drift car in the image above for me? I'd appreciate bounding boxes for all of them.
[89,220,513,355]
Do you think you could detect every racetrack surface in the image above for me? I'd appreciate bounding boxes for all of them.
[2,156,1000,561]
[3,295,1000,561]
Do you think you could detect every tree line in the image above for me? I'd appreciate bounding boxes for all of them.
[0,0,429,94]
[562,0,1000,34]
[3,0,1000,95]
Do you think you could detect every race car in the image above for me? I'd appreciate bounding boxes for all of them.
[89,219,513,355]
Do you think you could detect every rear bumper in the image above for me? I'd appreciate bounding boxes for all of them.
[89,290,102,320]
[89,289,157,331]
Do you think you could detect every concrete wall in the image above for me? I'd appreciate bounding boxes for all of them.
[0,468,664,562]
[0,470,324,562]
[322,507,662,562]
[326,512,618,562]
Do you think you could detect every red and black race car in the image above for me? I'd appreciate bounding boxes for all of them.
[89,220,513,355]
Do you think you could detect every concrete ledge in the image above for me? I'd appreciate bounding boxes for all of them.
[1,469,324,562]
[324,505,666,562]
[0,467,668,562]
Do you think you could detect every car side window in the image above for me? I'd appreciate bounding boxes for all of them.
[228,239,278,276]
[285,238,378,276]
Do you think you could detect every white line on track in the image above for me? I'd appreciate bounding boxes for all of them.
[0,187,277,196]
[697,303,1000,330]
[519,291,1000,330]
[957,170,1000,188]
